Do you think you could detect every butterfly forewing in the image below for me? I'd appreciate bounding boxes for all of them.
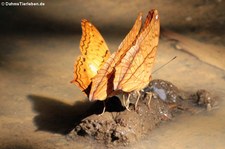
[80,19,110,79]
[72,19,110,95]
[114,9,160,92]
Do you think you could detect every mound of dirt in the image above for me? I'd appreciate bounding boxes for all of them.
[68,79,217,147]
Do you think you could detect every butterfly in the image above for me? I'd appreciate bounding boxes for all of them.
[89,9,160,110]
[71,19,110,96]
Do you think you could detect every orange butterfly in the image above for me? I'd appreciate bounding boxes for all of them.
[71,19,110,95]
[89,10,160,109]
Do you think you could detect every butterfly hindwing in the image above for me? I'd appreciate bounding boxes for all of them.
[71,56,90,91]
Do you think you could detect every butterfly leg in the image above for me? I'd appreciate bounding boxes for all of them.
[146,91,153,109]
[98,101,106,116]
[123,93,131,111]
[134,90,141,110]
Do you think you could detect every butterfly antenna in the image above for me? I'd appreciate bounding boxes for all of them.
[152,56,177,74]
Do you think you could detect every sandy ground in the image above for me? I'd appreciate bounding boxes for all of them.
[0,0,225,149]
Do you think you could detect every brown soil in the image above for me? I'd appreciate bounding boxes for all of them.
[68,79,217,147]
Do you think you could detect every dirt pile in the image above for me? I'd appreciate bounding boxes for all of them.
[69,79,217,146]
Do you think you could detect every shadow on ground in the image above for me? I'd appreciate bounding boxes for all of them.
[28,95,124,135]
[0,143,36,149]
